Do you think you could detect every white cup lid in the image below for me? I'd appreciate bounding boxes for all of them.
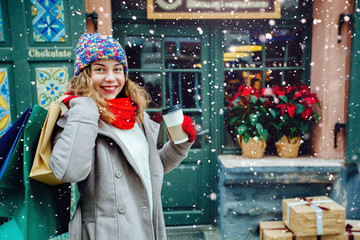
[162,104,182,115]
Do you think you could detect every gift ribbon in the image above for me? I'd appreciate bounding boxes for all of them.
[262,227,296,240]
[346,224,360,240]
[262,227,323,240]
[286,197,333,235]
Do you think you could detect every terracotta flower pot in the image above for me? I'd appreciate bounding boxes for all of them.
[237,135,266,159]
[275,135,302,158]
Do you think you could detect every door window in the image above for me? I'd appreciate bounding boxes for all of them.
[124,36,203,149]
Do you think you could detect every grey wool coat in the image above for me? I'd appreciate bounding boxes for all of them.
[50,97,192,240]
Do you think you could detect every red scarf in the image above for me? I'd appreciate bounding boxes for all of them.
[107,98,137,129]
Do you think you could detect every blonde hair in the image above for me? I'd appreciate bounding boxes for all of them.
[66,67,151,124]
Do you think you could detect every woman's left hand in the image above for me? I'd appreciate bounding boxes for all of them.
[182,115,196,142]
[62,93,78,109]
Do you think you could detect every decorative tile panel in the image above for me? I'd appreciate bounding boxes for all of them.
[36,67,67,108]
[31,0,66,42]
[51,232,68,240]
[0,69,11,136]
[0,1,5,42]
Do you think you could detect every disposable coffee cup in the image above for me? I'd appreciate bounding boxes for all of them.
[162,105,189,144]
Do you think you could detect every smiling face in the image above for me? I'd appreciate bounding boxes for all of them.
[90,59,126,100]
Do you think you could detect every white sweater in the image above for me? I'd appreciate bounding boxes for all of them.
[112,122,153,218]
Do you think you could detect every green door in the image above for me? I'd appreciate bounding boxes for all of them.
[113,23,215,225]
[347,0,360,163]
[0,0,85,135]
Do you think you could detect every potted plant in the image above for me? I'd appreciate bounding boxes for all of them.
[270,84,320,158]
[227,85,274,158]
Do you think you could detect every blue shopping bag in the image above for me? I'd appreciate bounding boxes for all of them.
[0,108,31,180]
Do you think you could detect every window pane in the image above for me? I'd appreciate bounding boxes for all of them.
[129,72,163,109]
[223,122,238,148]
[125,37,162,69]
[224,30,263,68]
[165,37,201,69]
[266,69,303,86]
[165,72,201,108]
[265,28,303,67]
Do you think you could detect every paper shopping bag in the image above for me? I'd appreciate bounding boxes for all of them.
[29,101,65,185]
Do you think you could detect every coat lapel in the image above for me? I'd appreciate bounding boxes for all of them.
[141,114,162,175]
[97,120,145,182]
[141,114,163,218]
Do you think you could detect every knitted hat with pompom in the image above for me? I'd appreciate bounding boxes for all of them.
[74,33,128,76]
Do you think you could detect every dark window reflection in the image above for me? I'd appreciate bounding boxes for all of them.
[165,72,201,109]
[223,28,304,69]
[125,37,162,70]
[165,37,201,69]
[129,72,162,109]
[223,30,263,68]
[266,69,303,86]
[265,28,303,67]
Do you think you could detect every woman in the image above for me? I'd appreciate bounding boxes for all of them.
[50,33,196,240]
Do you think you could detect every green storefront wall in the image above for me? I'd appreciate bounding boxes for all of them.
[346,0,360,163]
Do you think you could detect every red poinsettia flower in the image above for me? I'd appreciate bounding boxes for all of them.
[305,94,319,106]
[262,99,274,109]
[287,103,297,118]
[276,103,297,118]
[228,85,258,107]
[273,85,286,97]
[286,86,297,94]
[295,85,311,98]
[301,107,313,120]
[251,88,261,99]
[242,86,252,97]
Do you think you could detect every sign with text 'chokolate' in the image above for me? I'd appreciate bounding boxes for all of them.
[147,0,281,19]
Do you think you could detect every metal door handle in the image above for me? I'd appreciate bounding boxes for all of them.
[197,129,209,136]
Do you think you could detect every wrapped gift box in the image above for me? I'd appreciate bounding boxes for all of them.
[321,220,360,239]
[282,196,345,237]
[260,220,357,240]
[260,221,317,240]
